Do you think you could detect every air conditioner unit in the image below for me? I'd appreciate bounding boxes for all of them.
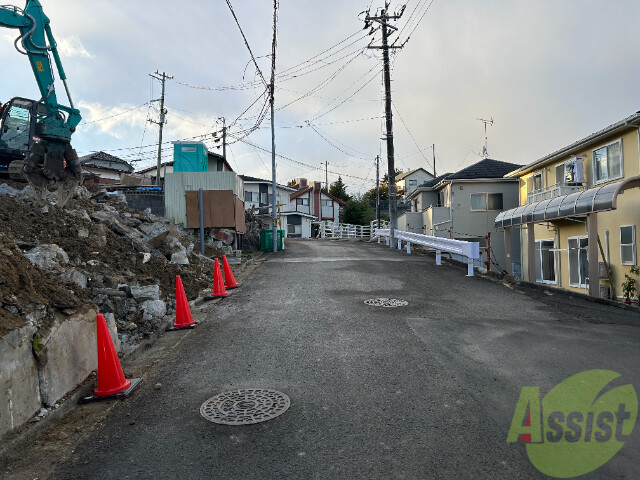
[598,262,608,279]
[599,284,610,299]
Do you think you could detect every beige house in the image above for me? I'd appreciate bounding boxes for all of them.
[496,111,640,300]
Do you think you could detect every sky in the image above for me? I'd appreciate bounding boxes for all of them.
[2,0,640,195]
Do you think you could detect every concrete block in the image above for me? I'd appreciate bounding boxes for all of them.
[138,222,166,236]
[143,226,169,249]
[170,251,189,265]
[131,284,160,301]
[60,269,88,289]
[140,300,167,325]
[36,307,99,406]
[0,326,40,436]
[25,244,69,272]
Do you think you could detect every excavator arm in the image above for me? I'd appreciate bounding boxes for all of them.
[0,1,83,205]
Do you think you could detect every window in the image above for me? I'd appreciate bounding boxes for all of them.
[593,140,622,183]
[470,193,503,211]
[533,173,543,191]
[621,225,636,265]
[287,224,302,235]
[321,199,332,206]
[244,191,258,202]
[296,198,309,206]
[260,192,269,204]
[568,237,589,287]
[409,179,417,186]
[535,239,556,284]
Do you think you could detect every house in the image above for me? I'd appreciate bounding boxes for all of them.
[396,168,434,198]
[79,151,134,184]
[136,161,174,185]
[288,178,345,237]
[495,111,640,300]
[401,158,521,273]
[239,175,313,237]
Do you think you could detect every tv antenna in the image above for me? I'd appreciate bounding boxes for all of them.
[476,117,493,158]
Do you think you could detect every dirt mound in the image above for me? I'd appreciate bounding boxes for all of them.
[0,184,221,343]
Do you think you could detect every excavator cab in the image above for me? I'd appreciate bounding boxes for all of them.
[0,97,39,169]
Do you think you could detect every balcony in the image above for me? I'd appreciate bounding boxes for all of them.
[527,183,585,204]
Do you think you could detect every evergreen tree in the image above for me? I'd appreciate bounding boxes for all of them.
[328,176,350,202]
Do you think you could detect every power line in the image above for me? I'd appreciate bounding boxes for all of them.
[81,102,150,124]
[391,101,429,171]
[309,64,382,121]
[225,0,268,88]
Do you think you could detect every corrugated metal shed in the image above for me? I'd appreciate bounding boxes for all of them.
[164,172,244,227]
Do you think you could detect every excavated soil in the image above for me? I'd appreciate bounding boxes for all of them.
[0,187,217,338]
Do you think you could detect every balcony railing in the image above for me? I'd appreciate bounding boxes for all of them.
[527,183,585,204]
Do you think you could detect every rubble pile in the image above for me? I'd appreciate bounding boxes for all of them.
[0,182,222,347]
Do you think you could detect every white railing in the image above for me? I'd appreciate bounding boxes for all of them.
[320,221,372,238]
[527,183,585,204]
[375,228,480,277]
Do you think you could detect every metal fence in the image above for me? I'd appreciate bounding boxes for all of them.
[375,228,480,277]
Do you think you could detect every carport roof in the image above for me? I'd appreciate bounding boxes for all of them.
[495,176,640,228]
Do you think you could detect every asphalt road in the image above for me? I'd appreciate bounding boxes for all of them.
[49,239,640,479]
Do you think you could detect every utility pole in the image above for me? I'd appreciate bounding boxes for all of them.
[149,71,172,187]
[221,117,227,161]
[375,155,380,228]
[366,3,405,248]
[270,0,278,253]
[432,144,436,177]
[325,161,328,191]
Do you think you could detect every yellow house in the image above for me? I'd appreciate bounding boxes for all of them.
[495,111,640,300]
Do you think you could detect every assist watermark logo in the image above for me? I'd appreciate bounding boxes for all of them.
[507,369,637,478]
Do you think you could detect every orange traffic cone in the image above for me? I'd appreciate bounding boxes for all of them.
[211,258,228,298]
[166,275,197,331]
[80,314,141,403]
[222,255,239,289]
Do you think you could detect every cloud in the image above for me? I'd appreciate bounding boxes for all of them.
[57,36,94,59]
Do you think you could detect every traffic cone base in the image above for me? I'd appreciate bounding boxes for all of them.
[168,275,197,331]
[166,322,197,332]
[211,258,228,298]
[80,378,142,404]
[222,255,240,289]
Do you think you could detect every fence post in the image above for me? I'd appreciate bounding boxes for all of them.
[397,239,402,250]
[378,236,381,244]
[386,237,389,246]
[466,257,474,277]
[407,242,411,254]
[436,249,441,265]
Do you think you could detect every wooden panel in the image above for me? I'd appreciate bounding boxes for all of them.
[185,190,200,228]
[235,197,246,234]
[208,190,235,228]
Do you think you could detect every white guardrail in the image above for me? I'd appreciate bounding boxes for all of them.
[375,228,480,277]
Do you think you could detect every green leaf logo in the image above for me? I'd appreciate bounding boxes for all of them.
[525,369,637,478]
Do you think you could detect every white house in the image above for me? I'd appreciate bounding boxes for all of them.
[289,179,345,238]
[396,167,435,198]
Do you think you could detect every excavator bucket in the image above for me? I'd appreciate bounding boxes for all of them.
[23,139,82,207]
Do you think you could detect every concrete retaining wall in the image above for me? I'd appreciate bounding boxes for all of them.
[0,326,41,435]
[0,305,123,437]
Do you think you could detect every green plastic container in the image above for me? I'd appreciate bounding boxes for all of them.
[260,229,284,251]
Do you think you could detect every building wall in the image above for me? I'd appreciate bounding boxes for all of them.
[244,183,293,212]
[415,191,440,211]
[397,212,424,234]
[518,129,640,296]
[400,170,435,197]
[449,181,519,272]
[164,172,243,227]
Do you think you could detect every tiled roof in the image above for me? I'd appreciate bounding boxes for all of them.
[447,159,521,180]
[419,173,453,188]
[79,151,132,167]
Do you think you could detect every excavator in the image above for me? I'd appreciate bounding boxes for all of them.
[0,0,82,205]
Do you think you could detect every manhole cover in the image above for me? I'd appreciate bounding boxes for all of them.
[364,298,409,307]
[200,388,290,425]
